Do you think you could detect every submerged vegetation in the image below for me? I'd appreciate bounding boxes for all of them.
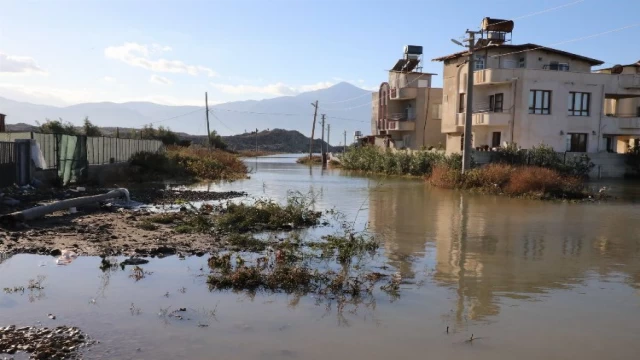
[296,155,323,165]
[129,146,248,181]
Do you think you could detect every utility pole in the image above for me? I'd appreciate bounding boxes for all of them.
[343,130,347,154]
[320,114,326,164]
[461,30,479,174]
[255,128,258,153]
[205,92,211,149]
[309,101,318,161]
[327,124,330,152]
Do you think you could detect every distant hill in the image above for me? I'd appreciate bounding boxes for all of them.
[4,124,339,153]
[221,129,339,153]
[0,82,372,144]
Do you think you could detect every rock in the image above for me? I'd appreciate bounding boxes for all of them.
[120,257,149,266]
[48,314,56,320]
[50,249,61,256]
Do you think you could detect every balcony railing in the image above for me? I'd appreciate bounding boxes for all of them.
[386,120,415,131]
[388,112,416,121]
[607,114,640,129]
[456,111,511,127]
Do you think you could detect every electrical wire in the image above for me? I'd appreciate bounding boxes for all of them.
[489,22,640,59]
[208,110,236,133]
[145,108,204,125]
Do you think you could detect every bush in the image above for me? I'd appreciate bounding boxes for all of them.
[504,167,565,196]
[129,147,247,181]
[463,163,513,189]
[493,143,593,178]
[428,165,462,189]
[341,146,453,177]
[626,143,640,176]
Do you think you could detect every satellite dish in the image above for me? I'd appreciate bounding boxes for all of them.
[611,65,623,74]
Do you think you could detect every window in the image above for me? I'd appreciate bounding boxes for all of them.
[637,106,640,117]
[529,90,551,115]
[492,132,501,148]
[604,136,615,153]
[489,93,504,112]
[518,57,526,68]
[474,55,485,70]
[566,133,587,152]
[459,93,466,113]
[568,92,590,116]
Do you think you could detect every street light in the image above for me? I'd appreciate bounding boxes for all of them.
[450,39,464,47]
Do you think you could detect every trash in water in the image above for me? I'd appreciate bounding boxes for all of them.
[69,207,78,214]
[56,250,78,266]
[48,313,56,320]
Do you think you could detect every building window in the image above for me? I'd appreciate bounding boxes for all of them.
[529,90,551,115]
[459,93,465,113]
[475,55,485,70]
[637,106,640,117]
[604,136,615,153]
[566,133,587,152]
[518,57,525,68]
[568,92,590,116]
[492,132,501,147]
[489,93,504,112]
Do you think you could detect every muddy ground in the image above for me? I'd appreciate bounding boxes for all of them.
[0,188,246,257]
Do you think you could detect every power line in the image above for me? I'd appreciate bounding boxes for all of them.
[146,108,204,125]
[456,0,586,40]
[208,110,235,133]
[322,89,377,104]
[489,22,640,59]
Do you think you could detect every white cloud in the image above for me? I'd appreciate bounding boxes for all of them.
[149,74,172,85]
[104,42,216,77]
[211,81,335,96]
[103,76,116,83]
[0,53,46,74]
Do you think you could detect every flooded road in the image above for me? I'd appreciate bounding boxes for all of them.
[2,154,640,359]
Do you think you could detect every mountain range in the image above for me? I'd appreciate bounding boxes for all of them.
[0,82,373,145]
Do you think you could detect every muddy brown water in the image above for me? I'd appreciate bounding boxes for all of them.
[2,154,640,359]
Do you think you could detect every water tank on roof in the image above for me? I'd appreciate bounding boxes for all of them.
[404,45,423,55]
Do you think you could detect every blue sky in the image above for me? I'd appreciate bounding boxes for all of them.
[0,0,638,107]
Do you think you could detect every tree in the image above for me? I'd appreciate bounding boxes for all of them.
[83,117,102,137]
[156,126,180,145]
[37,118,77,135]
[209,130,228,150]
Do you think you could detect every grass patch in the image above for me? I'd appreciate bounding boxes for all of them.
[129,146,248,181]
[216,193,321,233]
[148,214,178,224]
[137,220,159,231]
[296,155,323,165]
[226,233,268,251]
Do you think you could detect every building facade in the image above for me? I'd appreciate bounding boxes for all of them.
[370,46,445,150]
[434,42,640,154]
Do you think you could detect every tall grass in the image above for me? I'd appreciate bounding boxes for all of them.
[129,146,247,181]
[340,146,461,176]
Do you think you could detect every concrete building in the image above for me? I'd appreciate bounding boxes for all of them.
[370,46,445,150]
[433,18,640,154]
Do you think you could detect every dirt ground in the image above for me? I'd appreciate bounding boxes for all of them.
[0,188,246,257]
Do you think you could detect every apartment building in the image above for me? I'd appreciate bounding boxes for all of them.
[433,18,640,154]
[370,46,445,150]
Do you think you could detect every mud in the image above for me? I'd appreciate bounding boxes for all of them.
[0,188,246,257]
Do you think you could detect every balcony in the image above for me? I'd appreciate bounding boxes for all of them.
[388,112,416,121]
[619,75,640,90]
[473,111,511,126]
[455,111,510,128]
[386,120,415,132]
[615,115,640,129]
[390,87,417,100]
[473,68,520,86]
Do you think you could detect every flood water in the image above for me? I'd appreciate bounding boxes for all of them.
[2,154,640,359]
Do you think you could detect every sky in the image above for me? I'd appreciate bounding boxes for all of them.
[0,0,639,108]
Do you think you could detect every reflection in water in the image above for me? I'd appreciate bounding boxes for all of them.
[368,183,640,326]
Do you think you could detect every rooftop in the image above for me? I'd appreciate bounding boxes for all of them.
[432,43,604,66]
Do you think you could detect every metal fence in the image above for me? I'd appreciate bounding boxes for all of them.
[0,132,164,169]
[0,141,17,187]
[87,137,163,165]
